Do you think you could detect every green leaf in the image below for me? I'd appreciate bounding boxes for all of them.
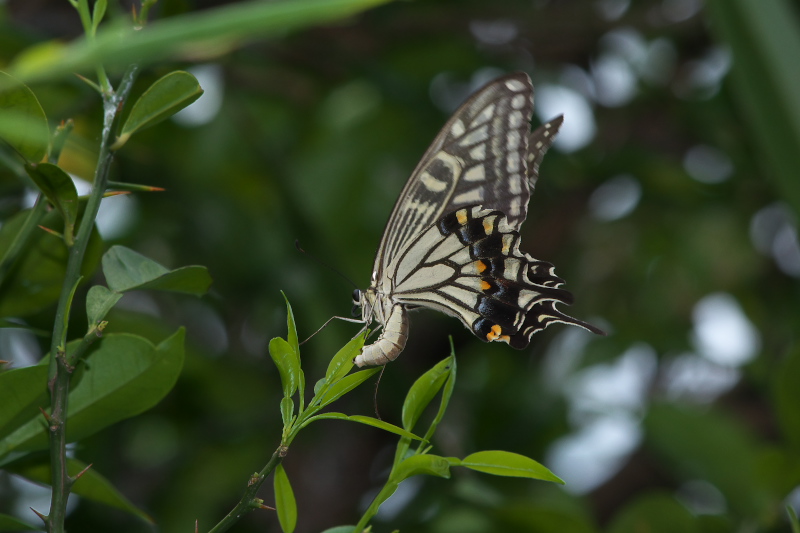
[281,292,300,365]
[91,0,107,34]
[0,330,185,459]
[459,450,563,483]
[115,71,203,149]
[0,513,41,531]
[0,365,48,442]
[23,163,78,244]
[322,332,365,387]
[6,454,152,524]
[0,208,103,318]
[319,528,356,533]
[274,464,297,533]
[101,245,211,295]
[304,413,421,440]
[391,454,451,482]
[0,71,48,162]
[86,285,122,326]
[315,368,379,410]
[788,505,800,533]
[706,0,800,215]
[269,337,300,398]
[280,396,294,428]
[607,492,698,533]
[401,355,454,432]
[10,0,395,84]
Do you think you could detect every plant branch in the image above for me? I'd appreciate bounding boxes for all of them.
[44,63,139,533]
[207,445,287,533]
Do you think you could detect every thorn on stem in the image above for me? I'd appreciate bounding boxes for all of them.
[30,507,47,524]
[71,462,94,482]
[258,503,276,511]
[38,406,51,422]
[38,225,64,238]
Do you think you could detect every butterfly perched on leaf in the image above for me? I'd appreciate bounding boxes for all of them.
[351,72,604,367]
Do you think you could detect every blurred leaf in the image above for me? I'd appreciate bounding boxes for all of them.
[0,71,48,162]
[459,451,563,483]
[306,413,421,440]
[10,0,396,83]
[0,365,48,442]
[7,454,153,524]
[116,71,203,149]
[645,403,766,518]
[607,492,698,533]
[101,245,211,295]
[269,337,300,398]
[0,513,40,531]
[391,454,451,482]
[319,528,355,533]
[274,464,297,533]
[774,345,800,450]
[86,285,122,326]
[91,0,107,36]
[0,330,185,458]
[315,367,379,410]
[401,355,454,432]
[23,163,78,244]
[0,208,103,318]
[706,0,800,215]
[789,505,800,533]
[422,350,456,443]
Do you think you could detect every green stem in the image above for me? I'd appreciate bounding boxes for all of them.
[207,446,287,533]
[44,64,139,533]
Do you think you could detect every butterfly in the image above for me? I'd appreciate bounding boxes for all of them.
[351,72,604,367]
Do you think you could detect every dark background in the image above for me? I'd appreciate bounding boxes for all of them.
[1,0,799,532]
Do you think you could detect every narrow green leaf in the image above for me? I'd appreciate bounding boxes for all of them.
[319,527,356,533]
[10,0,395,84]
[281,292,300,363]
[101,245,211,295]
[269,337,299,398]
[0,513,41,531]
[0,330,185,458]
[280,397,294,429]
[23,163,78,243]
[0,365,48,442]
[323,333,365,387]
[391,454,451,483]
[0,71,49,162]
[86,285,122,326]
[7,455,152,524]
[116,71,203,149]
[788,505,800,533]
[706,0,800,215]
[422,349,456,443]
[274,464,297,533]
[401,355,454,432]
[91,0,107,34]
[315,368,379,410]
[460,450,563,483]
[305,413,421,440]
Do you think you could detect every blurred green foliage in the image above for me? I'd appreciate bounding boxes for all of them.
[1,0,799,532]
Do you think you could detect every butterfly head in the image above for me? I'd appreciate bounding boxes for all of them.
[352,287,382,325]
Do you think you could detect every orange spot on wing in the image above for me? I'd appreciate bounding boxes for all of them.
[486,324,502,341]
[480,280,491,291]
[475,260,487,273]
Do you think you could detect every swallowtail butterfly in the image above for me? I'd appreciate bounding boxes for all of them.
[352,72,603,367]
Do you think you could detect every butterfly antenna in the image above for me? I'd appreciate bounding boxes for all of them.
[295,240,358,289]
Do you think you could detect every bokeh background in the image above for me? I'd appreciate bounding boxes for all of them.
[1,0,799,531]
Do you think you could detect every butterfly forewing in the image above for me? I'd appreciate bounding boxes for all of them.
[374,73,537,279]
